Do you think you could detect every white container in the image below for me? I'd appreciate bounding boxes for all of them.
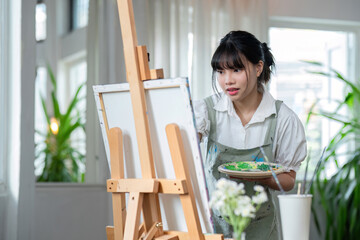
[278,194,313,240]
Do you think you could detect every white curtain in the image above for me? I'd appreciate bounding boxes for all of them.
[86,0,124,184]
[87,0,126,86]
[147,0,269,100]
[87,0,150,85]
[147,0,192,79]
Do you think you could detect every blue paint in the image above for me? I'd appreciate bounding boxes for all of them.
[251,155,264,162]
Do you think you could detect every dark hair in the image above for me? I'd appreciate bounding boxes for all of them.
[211,30,275,93]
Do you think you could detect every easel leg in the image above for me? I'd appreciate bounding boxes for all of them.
[112,193,126,240]
[142,194,164,236]
[123,192,144,240]
[109,128,127,240]
[166,124,205,240]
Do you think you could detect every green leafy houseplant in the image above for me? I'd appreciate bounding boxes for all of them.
[35,66,86,182]
[305,61,360,240]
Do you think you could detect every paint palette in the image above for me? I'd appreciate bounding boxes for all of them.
[218,161,285,179]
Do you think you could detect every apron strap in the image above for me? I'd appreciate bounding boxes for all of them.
[204,96,217,140]
[264,100,283,146]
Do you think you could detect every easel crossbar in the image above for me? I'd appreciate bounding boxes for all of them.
[107,179,159,193]
[107,179,188,194]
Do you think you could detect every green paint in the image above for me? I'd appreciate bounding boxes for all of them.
[224,162,279,172]
[256,163,270,171]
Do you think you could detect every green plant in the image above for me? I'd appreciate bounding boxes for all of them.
[35,65,86,182]
[305,60,360,240]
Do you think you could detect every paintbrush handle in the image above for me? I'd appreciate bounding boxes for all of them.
[270,167,285,193]
[305,147,326,194]
[302,151,311,194]
[260,147,285,194]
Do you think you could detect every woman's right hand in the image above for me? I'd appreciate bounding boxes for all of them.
[198,133,202,141]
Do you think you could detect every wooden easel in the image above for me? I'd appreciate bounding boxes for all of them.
[104,1,224,239]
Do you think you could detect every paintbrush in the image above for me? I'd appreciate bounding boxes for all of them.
[259,147,285,194]
[302,148,311,194]
[305,146,327,195]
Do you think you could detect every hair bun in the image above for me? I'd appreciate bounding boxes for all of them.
[261,42,274,67]
[261,42,270,54]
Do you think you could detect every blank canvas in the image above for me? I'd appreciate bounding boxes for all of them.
[93,78,212,233]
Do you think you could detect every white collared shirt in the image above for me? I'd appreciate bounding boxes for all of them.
[193,90,307,172]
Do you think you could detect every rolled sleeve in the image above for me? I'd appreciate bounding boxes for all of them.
[274,106,307,172]
[193,99,210,140]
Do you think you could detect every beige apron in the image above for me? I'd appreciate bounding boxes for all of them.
[204,97,282,239]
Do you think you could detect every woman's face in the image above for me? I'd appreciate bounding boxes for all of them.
[216,59,263,103]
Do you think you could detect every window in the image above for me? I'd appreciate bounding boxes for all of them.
[70,0,89,31]
[269,26,356,178]
[36,1,46,41]
[64,59,87,177]
[34,0,90,182]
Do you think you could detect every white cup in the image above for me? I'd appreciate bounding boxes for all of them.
[278,194,313,240]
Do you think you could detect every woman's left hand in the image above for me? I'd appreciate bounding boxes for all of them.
[229,170,296,191]
[229,176,273,184]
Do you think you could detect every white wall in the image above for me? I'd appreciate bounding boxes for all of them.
[269,0,360,22]
[33,184,111,240]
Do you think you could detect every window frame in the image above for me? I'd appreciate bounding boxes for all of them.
[0,0,10,192]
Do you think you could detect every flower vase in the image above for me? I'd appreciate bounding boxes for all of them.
[233,232,246,240]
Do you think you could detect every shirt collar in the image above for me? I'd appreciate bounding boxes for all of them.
[213,89,277,124]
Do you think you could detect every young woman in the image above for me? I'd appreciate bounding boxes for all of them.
[194,30,307,239]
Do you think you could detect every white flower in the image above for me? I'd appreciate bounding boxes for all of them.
[216,178,233,189]
[234,196,254,217]
[235,203,256,218]
[235,182,245,195]
[237,195,252,206]
[209,178,269,238]
[252,191,268,205]
[209,190,225,209]
[254,185,265,193]
[215,178,228,189]
[216,178,239,197]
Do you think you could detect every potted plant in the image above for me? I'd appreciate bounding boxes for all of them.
[305,60,360,239]
[35,65,86,182]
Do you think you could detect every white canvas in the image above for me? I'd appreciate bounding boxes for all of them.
[93,78,212,233]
